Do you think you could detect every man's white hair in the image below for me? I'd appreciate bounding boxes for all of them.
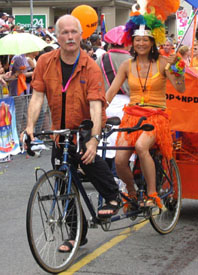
[55,14,82,36]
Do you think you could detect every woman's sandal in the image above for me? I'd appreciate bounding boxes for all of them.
[141,192,163,209]
[98,202,120,219]
[58,238,88,253]
[122,192,138,214]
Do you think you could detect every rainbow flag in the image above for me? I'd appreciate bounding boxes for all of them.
[101,14,107,41]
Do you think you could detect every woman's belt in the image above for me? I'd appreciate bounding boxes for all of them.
[124,105,168,119]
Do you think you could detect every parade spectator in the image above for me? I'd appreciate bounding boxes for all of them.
[178,45,191,66]
[90,33,106,59]
[35,25,45,37]
[47,25,55,35]
[159,38,175,57]
[9,54,32,96]
[7,15,15,28]
[80,41,96,59]
[192,42,198,67]
[43,34,52,44]
[0,13,7,27]
[96,25,131,174]
[26,51,39,94]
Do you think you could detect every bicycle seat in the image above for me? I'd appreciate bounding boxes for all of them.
[106,116,121,126]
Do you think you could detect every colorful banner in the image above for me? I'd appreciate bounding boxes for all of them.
[181,10,196,47]
[176,9,189,44]
[166,70,198,133]
[0,97,21,160]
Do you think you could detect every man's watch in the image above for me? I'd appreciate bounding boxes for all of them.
[91,134,101,142]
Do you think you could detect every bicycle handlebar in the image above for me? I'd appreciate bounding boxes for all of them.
[23,117,154,156]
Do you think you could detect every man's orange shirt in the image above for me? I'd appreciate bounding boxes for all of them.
[31,48,107,130]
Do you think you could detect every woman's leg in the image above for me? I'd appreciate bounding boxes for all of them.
[135,132,156,195]
[115,136,135,197]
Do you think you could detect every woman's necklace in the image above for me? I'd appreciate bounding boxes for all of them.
[136,58,152,105]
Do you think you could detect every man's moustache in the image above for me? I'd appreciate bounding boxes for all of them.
[65,40,75,44]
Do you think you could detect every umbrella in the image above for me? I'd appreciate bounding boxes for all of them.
[0,32,49,55]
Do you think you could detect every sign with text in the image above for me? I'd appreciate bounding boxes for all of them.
[15,15,46,30]
[166,71,198,133]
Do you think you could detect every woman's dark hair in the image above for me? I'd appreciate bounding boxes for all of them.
[131,36,159,61]
[110,44,124,49]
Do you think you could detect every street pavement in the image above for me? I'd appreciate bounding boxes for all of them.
[0,151,198,275]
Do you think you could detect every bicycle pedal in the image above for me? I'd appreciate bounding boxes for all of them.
[88,219,98,229]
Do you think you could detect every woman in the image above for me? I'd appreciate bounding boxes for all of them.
[106,11,185,208]
[178,45,191,66]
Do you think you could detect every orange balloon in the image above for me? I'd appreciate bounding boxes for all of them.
[71,5,98,39]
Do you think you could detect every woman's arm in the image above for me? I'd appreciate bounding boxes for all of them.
[160,55,185,93]
[106,59,130,104]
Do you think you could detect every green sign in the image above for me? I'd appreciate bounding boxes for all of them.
[15,15,46,30]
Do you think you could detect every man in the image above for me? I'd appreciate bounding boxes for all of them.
[47,25,55,35]
[159,38,175,57]
[7,15,15,28]
[35,25,45,37]
[0,13,7,27]
[21,14,120,252]
[192,42,198,67]
[90,33,106,59]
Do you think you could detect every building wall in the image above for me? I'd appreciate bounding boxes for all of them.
[10,1,133,30]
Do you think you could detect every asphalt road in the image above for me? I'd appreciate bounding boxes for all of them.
[0,151,198,275]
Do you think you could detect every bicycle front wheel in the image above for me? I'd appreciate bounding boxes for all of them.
[26,170,83,274]
[150,158,182,234]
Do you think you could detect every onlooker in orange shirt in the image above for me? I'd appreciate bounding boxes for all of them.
[159,38,175,57]
[192,42,198,67]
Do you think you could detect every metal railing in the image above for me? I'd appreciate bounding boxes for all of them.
[12,94,51,137]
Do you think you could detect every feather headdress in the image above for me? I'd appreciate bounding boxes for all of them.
[122,0,180,46]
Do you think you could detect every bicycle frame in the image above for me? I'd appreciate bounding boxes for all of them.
[34,120,177,227]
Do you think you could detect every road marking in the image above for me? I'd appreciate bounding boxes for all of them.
[60,219,149,275]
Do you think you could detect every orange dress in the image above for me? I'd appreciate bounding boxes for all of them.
[117,59,173,159]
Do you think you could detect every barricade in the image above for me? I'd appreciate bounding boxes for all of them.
[13,94,51,137]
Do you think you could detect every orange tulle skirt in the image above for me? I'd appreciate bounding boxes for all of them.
[117,105,173,159]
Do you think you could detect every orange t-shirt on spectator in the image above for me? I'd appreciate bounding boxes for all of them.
[159,48,175,57]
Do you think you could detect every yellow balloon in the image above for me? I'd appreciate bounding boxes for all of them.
[71,5,98,39]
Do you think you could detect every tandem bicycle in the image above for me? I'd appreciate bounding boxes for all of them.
[25,116,182,274]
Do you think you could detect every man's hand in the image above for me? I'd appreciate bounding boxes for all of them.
[81,138,98,165]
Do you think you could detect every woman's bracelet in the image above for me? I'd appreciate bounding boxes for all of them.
[169,57,185,77]
[106,100,110,106]
[176,79,184,85]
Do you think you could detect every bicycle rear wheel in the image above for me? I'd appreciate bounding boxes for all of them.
[150,158,182,234]
[26,170,83,274]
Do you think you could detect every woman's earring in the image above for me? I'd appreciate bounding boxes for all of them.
[152,47,154,54]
